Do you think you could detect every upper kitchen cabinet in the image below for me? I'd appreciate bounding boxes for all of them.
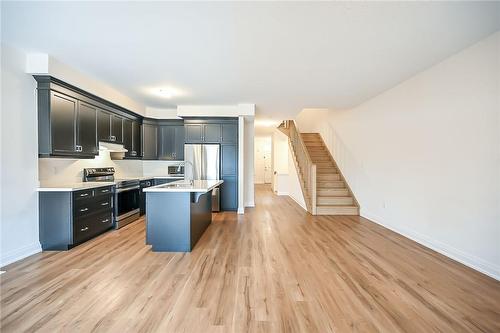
[48,91,77,155]
[184,123,221,143]
[97,109,112,142]
[77,101,98,156]
[184,119,237,144]
[142,120,158,160]
[158,120,184,160]
[221,123,238,143]
[184,124,203,143]
[35,76,142,158]
[123,119,142,158]
[111,114,123,143]
[132,121,142,157]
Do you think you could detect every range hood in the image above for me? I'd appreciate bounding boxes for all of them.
[99,141,128,153]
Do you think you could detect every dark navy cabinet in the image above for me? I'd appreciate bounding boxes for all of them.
[158,121,184,160]
[142,121,158,159]
[39,185,114,250]
[221,123,238,143]
[49,91,78,156]
[184,118,239,211]
[77,101,98,156]
[97,109,112,142]
[35,76,140,158]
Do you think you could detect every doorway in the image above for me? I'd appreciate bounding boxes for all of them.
[254,136,272,184]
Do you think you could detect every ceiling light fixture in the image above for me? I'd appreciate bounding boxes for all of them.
[158,88,174,98]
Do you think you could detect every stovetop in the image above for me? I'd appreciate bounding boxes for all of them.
[83,167,139,188]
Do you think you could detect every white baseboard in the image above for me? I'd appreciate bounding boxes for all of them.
[237,207,245,214]
[361,210,500,281]
[288,194,307,212]
[245,202,255,208]
[1,242,42,268]
[276,191,289,196]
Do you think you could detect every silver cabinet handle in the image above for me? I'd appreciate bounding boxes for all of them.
[80,193,89,197]
[101,218,110,223]
[75,145,82,152]
[80,207,89,212]
[101,189,109,193]
[80,226,89,232]
[101,202,109,206]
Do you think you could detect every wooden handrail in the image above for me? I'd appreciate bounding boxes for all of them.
[287,120,317,215]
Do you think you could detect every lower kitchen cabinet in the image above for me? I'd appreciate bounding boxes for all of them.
[220,176,238,211]
[39,186,114,250]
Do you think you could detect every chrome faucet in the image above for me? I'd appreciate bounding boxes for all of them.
[182,161,194,184]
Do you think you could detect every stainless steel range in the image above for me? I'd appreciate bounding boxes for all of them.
[83,167,140,229]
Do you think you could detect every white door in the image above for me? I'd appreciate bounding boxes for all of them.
[263,149,272,183]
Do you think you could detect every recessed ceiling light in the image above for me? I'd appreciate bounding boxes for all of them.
[158,88,174,98]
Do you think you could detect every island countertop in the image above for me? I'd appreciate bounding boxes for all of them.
[143,179,223,193]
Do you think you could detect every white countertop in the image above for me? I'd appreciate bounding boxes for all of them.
[37,181,116,192]
[143,179,223,193]
[37,175,184,192]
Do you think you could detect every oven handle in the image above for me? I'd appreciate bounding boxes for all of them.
[116,185,140,193]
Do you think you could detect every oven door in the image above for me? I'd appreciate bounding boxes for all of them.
[115,186,140,221]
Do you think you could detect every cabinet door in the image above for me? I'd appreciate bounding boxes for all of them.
[158,126,175,160]
[142,124,158,159]
[221,123,238,143]
[97,109,111,142]
[111,115,123,143]
[122,119,133,156]
[50,91,77,155]
[185,124,203,143]
[221,144,238,176]
[174,125,185,160]
[132,120,141,157]
[220,176,237,211]
[77,101,97,155]
[203,124,221,142]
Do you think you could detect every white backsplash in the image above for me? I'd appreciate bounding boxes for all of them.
[142,160,182,177]
[38,151,183,183]
[39,151,143,183]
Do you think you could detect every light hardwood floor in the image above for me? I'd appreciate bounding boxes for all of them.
[1,185,499,332]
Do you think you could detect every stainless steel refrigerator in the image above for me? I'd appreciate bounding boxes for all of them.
[184,144,220,211]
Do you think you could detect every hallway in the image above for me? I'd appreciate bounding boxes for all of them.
[1,185,499,332]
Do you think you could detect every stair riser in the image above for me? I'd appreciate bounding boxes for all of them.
[317,174,340,180]
[318,181,345,188]
[317,189,349,196]
[317,197,354,205]
[316,207,359,215]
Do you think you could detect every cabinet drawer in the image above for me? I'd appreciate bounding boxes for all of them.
[95,186,113,196]
[74,189,94,201]
[73,211,113,245]
[74,194,113,218]
[73,217,96,244]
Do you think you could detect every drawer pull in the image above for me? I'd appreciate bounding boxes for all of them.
[80,193,89,197]
[80,226,89,232]
[101,202,109,206]
[79,207,89,212]
[101,189,109,193]
[101,218,110,223]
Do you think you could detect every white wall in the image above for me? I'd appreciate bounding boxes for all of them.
[244,117,255,207]
[1,44,41,266]
[287,144,307,210]
[26,53,146,116]
[296,32,500,279]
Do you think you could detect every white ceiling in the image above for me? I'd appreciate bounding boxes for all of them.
[2,2,499,123]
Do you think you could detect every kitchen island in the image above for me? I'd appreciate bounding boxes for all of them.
[143,179,223,252]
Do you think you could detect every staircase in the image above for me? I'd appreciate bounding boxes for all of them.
[301,133,359,215]
[278,120,359,216]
